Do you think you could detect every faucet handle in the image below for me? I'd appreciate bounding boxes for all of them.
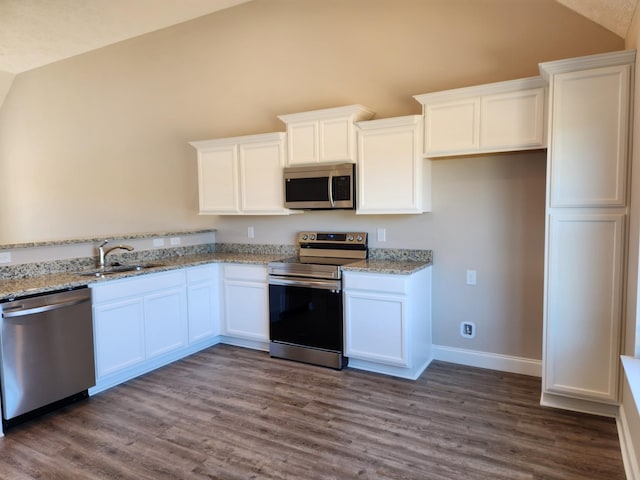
[98,240,108,248]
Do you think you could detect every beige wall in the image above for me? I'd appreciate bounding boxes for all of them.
[0,0,621,245]
[0,0,624,360]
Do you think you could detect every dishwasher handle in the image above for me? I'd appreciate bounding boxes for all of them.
[2,296,91,318]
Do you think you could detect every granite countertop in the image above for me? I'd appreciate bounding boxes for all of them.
[0,252,287,301]
[0,249,433,301]
[342,259,430,275]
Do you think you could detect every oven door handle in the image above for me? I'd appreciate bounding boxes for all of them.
[269,276,341,291]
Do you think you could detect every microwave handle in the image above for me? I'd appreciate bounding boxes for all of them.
[328,174,335,207]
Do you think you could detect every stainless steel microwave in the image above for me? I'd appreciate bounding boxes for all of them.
[283,163,355,210]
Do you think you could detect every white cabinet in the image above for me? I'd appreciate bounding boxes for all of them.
[356,115,430,214]
[93,296,146,378]
[91,271,188,391]
[187,264,221,344]
[343,267,432,380]
[539,50,634,414]
[190,132,295,215]
[414,77,546,157]
[143,284,188,359]
[544,213,624,403]
[222,264,269,347]
[278,105,374,165]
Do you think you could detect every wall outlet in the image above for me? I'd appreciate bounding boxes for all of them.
[153,238,165,247]
[466,269,477,286]
[461,321,476,338]
[377,227,386,242]
[0,252,11,264]
[170,237,181,246]
[248,226,255,239]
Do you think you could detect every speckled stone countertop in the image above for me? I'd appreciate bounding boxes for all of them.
[0,244,432,301]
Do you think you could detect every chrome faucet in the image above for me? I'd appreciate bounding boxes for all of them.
[97,240,134,268]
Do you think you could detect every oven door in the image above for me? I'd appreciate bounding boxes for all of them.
[268,276,343,354]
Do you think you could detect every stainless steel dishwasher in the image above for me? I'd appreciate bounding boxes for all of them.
[0,287,95,428]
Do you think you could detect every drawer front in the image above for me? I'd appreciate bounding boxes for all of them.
[343,272,408,294]
[223,264,267,282]
[91,270,186,303]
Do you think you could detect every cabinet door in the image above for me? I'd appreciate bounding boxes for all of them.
[93,298,145,378]
[287,121,318,165]
[187,265,220,343]
[357,117,425,214]
[544,213,624,402]
[144,286,188,359]
[549,65,630,207]
[224,280,269,341]
[320,116,353,162]
[239,138,287,213]
[197,145,240,213]
[344,290,408,367]
[481,88,545,150]
[424,98,479,155]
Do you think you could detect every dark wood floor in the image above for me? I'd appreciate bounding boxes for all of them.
[0,344,626,479]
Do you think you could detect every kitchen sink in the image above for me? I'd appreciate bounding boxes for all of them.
[74,263,164,277]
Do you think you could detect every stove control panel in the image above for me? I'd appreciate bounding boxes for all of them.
[297,232,368,246]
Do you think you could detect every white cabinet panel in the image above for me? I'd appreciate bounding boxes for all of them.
[356,115,430,214]
[93,297,145,378]
[320,116,352,162]
[544,214,623,401]
[197,145,239,213]
[239,138,288,213]
[481,88,545,149]
[223,264,269,342]
[424,98,479,154]
[549,65,630,207]
[287,121,318,165]
[345,291,407,366]
[187,265,220,343]
[144,287,188,359]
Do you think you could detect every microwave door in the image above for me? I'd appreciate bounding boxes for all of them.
[285,176,331,209]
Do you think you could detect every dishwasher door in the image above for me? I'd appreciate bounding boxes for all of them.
[0,287,95,422]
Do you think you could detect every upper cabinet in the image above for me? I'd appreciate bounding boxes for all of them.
[543,59,631,208]
[356,115,430,214]
[190,132,296,215]
[414,77,546,158]
[277,105,374,165]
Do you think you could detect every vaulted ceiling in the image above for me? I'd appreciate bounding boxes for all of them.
[0,0,636,75]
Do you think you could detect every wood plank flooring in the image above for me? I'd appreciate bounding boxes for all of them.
[0,345,626,479]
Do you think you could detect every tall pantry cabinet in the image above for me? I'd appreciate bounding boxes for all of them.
[539,50,635,415]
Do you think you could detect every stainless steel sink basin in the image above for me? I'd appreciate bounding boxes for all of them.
[75,263,164,277]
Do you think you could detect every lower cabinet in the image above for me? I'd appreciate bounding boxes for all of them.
[222,264,269,348]
[343,266,432,380]
[187,264,221,343]
[91,266,220,394]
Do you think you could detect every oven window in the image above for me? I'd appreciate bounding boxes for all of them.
[269,284,343,352]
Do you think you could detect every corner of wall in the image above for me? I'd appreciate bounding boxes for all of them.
[0,71,15,111]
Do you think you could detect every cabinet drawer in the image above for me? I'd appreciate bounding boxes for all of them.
[223,264,267,282]
[91,271,186,303]
[186,264,217,283]
[343,272,408,294]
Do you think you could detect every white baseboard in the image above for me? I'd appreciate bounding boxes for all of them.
[432,345,542,377]
[619,403,640,480]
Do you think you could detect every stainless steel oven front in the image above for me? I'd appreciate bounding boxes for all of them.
[268,275,346,370]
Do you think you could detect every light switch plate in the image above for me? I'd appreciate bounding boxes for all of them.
[170,237,181,246]
[0,252,12,263]
[153,238,165,247]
